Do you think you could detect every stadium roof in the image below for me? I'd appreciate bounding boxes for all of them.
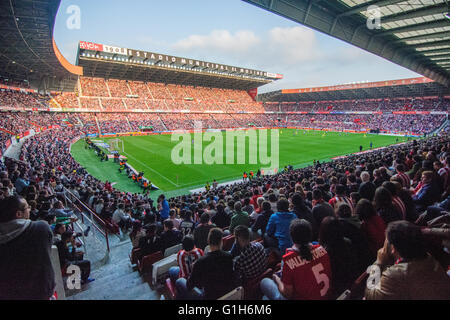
[0,0,80,92]
[77,42,281,91]
[243,0,450,87]
[258,76,450,101]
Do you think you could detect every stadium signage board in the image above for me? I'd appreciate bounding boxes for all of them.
[79,41,282,79]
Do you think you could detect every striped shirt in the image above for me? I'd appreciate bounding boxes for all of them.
[392,196,406,220]
[329,196,353,212]
[177,248,204,279]
[438,167,450,191]
[396,172,411,189]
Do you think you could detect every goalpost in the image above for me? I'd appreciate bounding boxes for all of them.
[110,138,124,153]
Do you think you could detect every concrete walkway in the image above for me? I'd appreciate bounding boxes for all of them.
[2,130,36,160]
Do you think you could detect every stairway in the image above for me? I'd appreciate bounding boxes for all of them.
[431,118,449,136]
[67,239,163,300]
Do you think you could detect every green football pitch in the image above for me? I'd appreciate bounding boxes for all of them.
[70,129,409,198]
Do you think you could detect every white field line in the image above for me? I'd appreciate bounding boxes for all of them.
[123,151,179,187]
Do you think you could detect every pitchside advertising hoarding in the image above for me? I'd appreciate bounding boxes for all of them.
[79,41,282,79]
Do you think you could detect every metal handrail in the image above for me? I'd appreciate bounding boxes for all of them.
[63,187,110,252]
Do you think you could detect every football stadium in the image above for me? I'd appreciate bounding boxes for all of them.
[0,0,449,305]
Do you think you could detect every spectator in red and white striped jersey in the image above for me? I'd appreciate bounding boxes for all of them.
[329,184,353,213]
[437,156,450,196]
[382,181,407,220]
[168,235,204,283]
[393,163,411,189]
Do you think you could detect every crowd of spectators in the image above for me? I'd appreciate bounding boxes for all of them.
[264,98,449,113]
[107,79,131,98]
[0,103,449,299]
[128,133,450,300]
[128,81,152,99]
[101,98,126,111]
[127,113,166,132]
[53,92,80,109]
[285,113,446,134]
[97,113,132,134]
[80,77,109,97]
[0,90,49,109]
[80,98,101,110]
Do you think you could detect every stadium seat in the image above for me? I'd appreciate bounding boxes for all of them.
[243,268,273,300]
[151,254,178,286]
[218,286,244,300]
[267,250,282,269]
[164,243,182,257]
[222,235,235,251]
[104,218,120,235]
[349,270,370,300]
[129,248,142,265]
[137,251,164,274]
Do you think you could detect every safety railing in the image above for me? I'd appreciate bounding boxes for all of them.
[62,187,111,253]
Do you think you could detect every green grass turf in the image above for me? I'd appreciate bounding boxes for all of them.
[70,129,409,198]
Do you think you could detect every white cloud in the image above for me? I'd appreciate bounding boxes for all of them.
[267,26,319,64]
[173,29,260,54]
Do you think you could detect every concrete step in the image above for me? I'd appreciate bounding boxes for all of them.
[70,265,145,300]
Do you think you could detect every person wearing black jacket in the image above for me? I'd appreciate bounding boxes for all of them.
[194,213,216,251]
[176,228,239,300]
[251,201,273,238]
[291,193,317,237]
[319,216,359,298]
[138,224,163,256]
[160,220,182,255]
[211,204,230,229]
[55,231,92,285]
[336,203,372,274]
[0,195,55,299]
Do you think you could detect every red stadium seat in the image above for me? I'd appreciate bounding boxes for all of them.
[267,250,282,269]
[349,271,369,300]
[137,251,164,274]
[129,248,142,265]
[243,268,273,300]
[222,235,235,251]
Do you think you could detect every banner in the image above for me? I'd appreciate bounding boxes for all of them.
[79,41,273,78]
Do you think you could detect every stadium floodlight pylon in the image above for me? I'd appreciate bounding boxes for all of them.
[110,138,124,153]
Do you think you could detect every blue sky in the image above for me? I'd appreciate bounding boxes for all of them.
[53,0,420,93]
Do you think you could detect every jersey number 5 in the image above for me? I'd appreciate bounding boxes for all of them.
[311,263,330,297]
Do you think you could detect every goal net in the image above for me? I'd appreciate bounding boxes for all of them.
[109,138,124,153]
